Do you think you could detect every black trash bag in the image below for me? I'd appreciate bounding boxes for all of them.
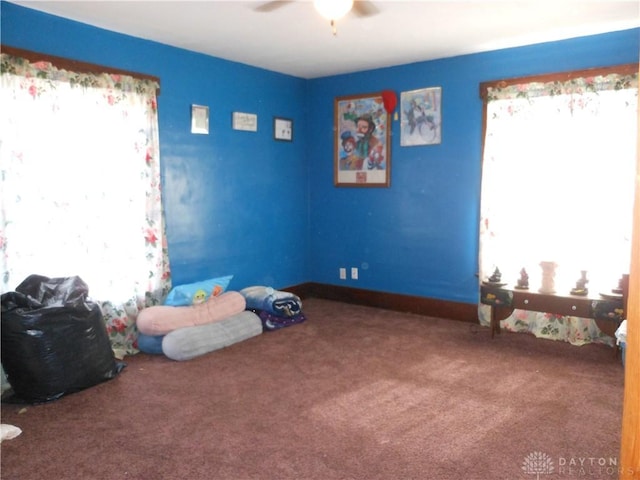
[1,275,126,404]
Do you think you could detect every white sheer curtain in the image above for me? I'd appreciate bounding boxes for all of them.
[0,54,171,357]
[479,69,638,345]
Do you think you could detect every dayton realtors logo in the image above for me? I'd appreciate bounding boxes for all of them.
[522,452,622,478]
[522,451,554,479]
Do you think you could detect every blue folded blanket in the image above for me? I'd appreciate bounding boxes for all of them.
[256,310,307,331]
[240,286,302,317]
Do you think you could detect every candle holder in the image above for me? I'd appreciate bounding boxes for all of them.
[612,275,624,295]
[515,267,529,290]
[483,267,506,286]
[570,270,589,296]
[539,261,558,294]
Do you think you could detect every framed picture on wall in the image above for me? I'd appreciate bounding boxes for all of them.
[334,92,390,187]
[400,87,442,146]
[274,117,293,141]
[191,105,209,135]
[232,111,258,132]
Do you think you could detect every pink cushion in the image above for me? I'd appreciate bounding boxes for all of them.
[136,291,246,336]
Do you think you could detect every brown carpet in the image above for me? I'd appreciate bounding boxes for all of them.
[1,298,624,480]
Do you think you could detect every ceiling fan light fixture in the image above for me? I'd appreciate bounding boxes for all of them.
[313,0,354,21]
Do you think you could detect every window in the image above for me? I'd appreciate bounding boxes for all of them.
[0,51,171,357]
[479,65,638,293]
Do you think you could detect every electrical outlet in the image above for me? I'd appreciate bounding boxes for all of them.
[339,267,346,280]
[351,267,358,280]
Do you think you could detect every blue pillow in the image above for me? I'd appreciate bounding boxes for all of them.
[164,275,233,307]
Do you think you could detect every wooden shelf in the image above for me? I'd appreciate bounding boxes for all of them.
[481,275,628,339]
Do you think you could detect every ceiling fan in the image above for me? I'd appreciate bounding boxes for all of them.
[255,0,379,35]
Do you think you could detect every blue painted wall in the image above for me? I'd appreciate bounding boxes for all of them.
[307,29,639,303]
[2,1,638,304]
[1,1,310,290]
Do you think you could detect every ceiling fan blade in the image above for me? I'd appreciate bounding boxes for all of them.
[254,1,294,13]
[352,0,379,17]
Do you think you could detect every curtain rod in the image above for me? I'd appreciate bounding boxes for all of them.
[1,45,161,95]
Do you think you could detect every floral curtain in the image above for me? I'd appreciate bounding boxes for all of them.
[479,71,638,345]
[0,54,171,358]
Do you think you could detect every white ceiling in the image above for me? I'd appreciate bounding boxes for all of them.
[9,1,640,79]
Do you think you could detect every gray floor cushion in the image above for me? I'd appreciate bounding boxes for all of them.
[162,311,262,361]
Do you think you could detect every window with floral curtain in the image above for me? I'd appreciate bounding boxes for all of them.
[0,53,171,358]
[478,66,638,345]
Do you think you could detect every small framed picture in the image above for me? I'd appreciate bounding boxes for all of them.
[191,105,209,135]
[232,112,258,132]
[274,117,293,142]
